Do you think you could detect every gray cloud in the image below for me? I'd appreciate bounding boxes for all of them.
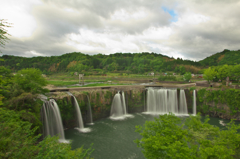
[1,0,240,61]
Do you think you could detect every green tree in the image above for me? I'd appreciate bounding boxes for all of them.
[0,19,11,53]
[1,68,49,128]
[0,108,93,159]
[217,64,231,81]
[203,67,216,83]
[135,114,240,159]
[179,66,186,75]
[183,72,192,82]
[0,108,40,158]
[0,66,13,104]
[233,64,240,84]
[14,68,48,94]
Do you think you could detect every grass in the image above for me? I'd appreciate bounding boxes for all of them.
[46,72,207,87]
[47,80,129,87]
[47,80,78,86]
[69,83,130,88]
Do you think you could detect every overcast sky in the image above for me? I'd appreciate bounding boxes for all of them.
[1,0,240,61]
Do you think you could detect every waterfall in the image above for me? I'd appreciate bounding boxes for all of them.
[67,92,91,133]
[87,95,94,125]
[146,88,174,115]
[122,92,127,115]
[163,89,168,113]
[146,88,157,113]
[168,89,178,114]
[110,91,133,120]
[41,99,69,143]
[193,90,197,115]
[179,89,188,115]
[145,87,188,116]
[110,92,124,118]
[143,89,146,112]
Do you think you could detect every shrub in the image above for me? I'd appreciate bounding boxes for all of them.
[135,114,240,159]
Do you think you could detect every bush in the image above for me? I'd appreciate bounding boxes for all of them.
[0,108,93,159]
[14,68,48,94]
[183,72,192,82]
[0,108,40,158]
[135,114,240,159]
[158,74,176,81]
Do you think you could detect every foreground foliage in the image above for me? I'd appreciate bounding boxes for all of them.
[0,108,93,159]
[0,67,48,132]
[0,19,11,53]
[0,67,93,158]
[135,114,240,159]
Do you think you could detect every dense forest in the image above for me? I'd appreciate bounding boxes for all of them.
[1,49,239,75]
[0,52,201,74]
[199,49,240,66]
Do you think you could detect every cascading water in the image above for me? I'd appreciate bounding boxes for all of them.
[179,89,188,115]
[110,91,133,120]
[145,87,188,116]
[146,88,178,114]
[122,92,127,114]
[87,95,94,125]
[143,89,146,112]
[168,89,178,114]
[193,90,197,115]
[146,88,157,113]
[110,92,124,119]
[67,92,91,133]
[41,99,69,143]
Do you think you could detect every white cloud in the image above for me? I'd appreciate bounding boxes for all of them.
[25,50,45,57]
[0,0,42,38]
[1,0,240,61]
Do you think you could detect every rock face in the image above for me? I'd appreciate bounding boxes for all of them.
[190,88,240,121]
[47,87,240,129]
[199,102,240,120]
[49,87,145,128]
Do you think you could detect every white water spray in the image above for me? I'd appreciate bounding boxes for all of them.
[41,99,69,143]
[193,90,197,115]
[110,91,133,120]
[67,92,91,133]
[145,87,189,116]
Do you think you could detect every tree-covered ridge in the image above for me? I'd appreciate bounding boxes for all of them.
[0,52,201,74]
[199,49,240,66]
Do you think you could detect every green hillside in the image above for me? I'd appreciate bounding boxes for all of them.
[199,49,240,66]
[0,52,201,74]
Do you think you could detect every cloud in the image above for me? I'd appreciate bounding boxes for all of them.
[1,0,240,61]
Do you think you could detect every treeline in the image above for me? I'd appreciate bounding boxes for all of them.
[1,49,240,75]
[199,49,240,66]
[203,64,240,83]
[0,52,201,74]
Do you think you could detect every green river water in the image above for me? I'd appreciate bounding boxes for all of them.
[65,113,239,159]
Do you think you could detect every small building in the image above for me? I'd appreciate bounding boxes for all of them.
[74,72,78,76]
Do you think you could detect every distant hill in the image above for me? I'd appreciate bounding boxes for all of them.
[199,49,240,66]
[0,52,202,74]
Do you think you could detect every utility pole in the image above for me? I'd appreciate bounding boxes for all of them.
[79,74,84,85]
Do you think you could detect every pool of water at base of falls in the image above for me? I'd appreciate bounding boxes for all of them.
[64,113,240,159]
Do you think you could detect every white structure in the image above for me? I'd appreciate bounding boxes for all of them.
[79,74,84,85]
